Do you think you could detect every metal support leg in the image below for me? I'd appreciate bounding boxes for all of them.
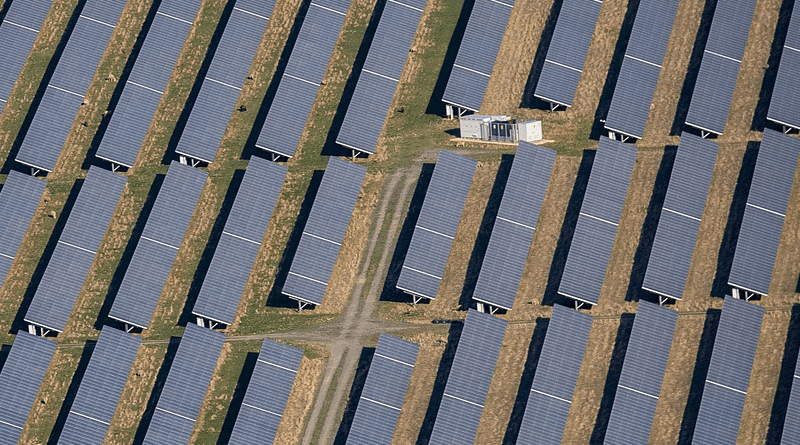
[489,306,498,315]
[575,301,585,310]
[111,163,120,172]
[412,295,422,306]
[30,167,40,176]
[659,296,668,306]
[701,130,710,139]
[125,324,134,333]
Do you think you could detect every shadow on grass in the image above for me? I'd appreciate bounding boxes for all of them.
[520,0,563,110]
[332,347,375,444]
[216,351,259,445]
[415,320,462,445]
[424,0,474,116]
[131,336,182,445]
[46,339,96,445]
[765,304,800,444]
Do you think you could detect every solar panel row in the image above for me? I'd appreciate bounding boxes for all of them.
[346,334,419,445]
[108,161,207,329]
[692,296,763,445]
[0,0,52,108]
[192,157,287,326]
[440,0,514,112]
[15,0,129,173]
[57,327,141,445]
[397,150,477,301]
[604,0,681,139]
[0,171,45,289]
[174,0,276,164]
[517,304,592,444]
[95,0,205,168]
[558,137,637,306]
[335,0,427,155]
[534,0,603,108]
[767,0,800,131]
[428,309,507,445]
[25,167,126,334]
[282,157,366,307]
[473,142,555,311]
[228,339,303,444]
[781,339,800,444]
[255,0,352,158]
[642,133,717,301]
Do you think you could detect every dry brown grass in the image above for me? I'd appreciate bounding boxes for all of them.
[274,348,329,445]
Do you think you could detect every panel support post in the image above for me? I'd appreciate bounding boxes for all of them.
[574,300,585,310]
[125,324,134,333]
[111,163,120,172]
[30,167,40,176]
[28,324,36,335]
[701,130,710,139]
[489,306,498,315]
[476,302,485,313]
[659,296,669,306]
[445,104,453,119]
[297,300,309,312]
[411,295,422,306]
[196,317,205,328]
[732,288,740,300]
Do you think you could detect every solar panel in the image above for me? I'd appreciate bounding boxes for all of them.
[335,0,427,155]
[692,296,763,445]
[142,323,225,445]
[440,0,513,112]
[192,157,287,326]
[516,304,592,444]
[174,0,275,164]
[108,161,207,329]
[24,167,126,333]
[282,157,366,307]
[473,143,556,310]
[780,340,800,443]
[603,302,678,445]
[728,130,800,297]
[0,171,45,289]
[643,134,717,301]
[57,327,141,445]
[0,0,52,107]
[0,332,56,445]
[346,334,419,445]
[94,0,205,168]
[534,0,603,108]
[558,137,637,306]
[604,0,681,139]
[684,0,758,136]
[767,0,800,131]
[254,0,353,158]
[14,0,128,173]
[428,309,507,445]
[396,150,476,301]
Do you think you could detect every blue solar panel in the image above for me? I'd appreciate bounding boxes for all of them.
[0,171,45,288]
[0,0,52,107]
[767,0,800,130]
[780,342,800,443]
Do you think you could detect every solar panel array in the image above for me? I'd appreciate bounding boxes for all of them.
[109,161,207,329]
[174,0,275,164]
[0,171,45,288]
[335,0,427,155]
[95,0,204,168]
[428,309,507,445]
[282,157,366,306]
[0,0,52,109]
[728,130,800,297]
[345,334,419,445]
[534,0,603,107]
[396,150,477,301]
[192,157,287,326]
[14,0,128,173]
[642,133,717,301]
[142,323,225,445]
[684,0,758,136]
[603,302,678,445]
[604,0,681,139]
[0,332,56,445]
[473,143,555,310]
[517,304,592,444]
[558,137,636,306]
[440,0,514,112]
[57,327,141,445]
[228,339,303,444]
[780,340,800,444]
[25,167,126,333]
[254,0,352,158]
[767,0,800,131]
[692,296,763,445]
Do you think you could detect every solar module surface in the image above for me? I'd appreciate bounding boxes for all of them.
[0,332,56,445]
[517,304,592,445]
[15,0,128,173]
[692,296,763,445]
[192,157,287,325]
[397,150,476,300]
[643,134,717,300]
[57,327,141,445]
[142,323,225,445]
[559,138,636,305]
[95,0,204,168]
[25,167,126,333]
[780,342,800,444]
[767,0,800,130]
[346,334,419,445]
[440,0,513,112]
[0,0,52,107]
[428,309,507,445]
[604,302,678,445]
[473,143,555,310]
[109,162,207,329]
[283,157,366,306]
[0,171,45,288]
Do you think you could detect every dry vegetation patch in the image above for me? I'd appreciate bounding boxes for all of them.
[274,344,329,445]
